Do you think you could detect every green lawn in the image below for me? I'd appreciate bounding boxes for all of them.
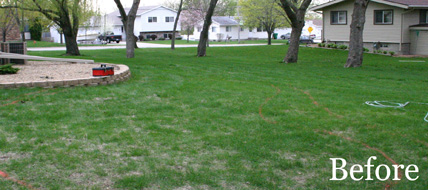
[142,39,286,45]
[1,46,427,189]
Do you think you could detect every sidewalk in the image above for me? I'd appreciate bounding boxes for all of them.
[28,42,283,51]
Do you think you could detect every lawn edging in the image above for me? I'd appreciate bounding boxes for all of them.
[0,63,131,89]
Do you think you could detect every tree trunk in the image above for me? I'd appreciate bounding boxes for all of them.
[126,17,137,58]
[197,0,218,57]
[171,0,183,50]
[62,27,80,56]
[60,32,63,44]
[284,23,304,63]
[267,31,272,45]
[279,0,313,63]
[114,0,141,58]
[3,31,6,42]
[187,29,190,43]
[344,0,370,68]
[134,35,138,49]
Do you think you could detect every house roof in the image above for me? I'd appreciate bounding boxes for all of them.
[212,16,239,26]
[383,0,428,7]
[310,0,428,11]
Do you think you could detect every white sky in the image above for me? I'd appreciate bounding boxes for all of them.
[95,0,169,14]
[96,0,330,14]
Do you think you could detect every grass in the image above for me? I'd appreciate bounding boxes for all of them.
[142,39,286,45]
[1,45,428,189]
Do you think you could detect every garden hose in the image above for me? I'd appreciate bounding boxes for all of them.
[365,101,428,123]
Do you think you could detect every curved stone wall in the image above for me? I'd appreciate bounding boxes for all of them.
[0,64,131,89]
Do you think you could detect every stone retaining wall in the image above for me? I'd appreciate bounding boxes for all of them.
[0,64,130,89]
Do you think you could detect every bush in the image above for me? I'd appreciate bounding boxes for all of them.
[150,35,157,40]
[389,51,395,56]
[159,38,165,40]
[143,38,150,41]
[138,35,144,41]
[29,18,42,41]
[338,45,348,50]
[318,43,325,47]
[377,50,383,54]
[363,47,369,52]
[383,51,387,54]
[327,43,336,48]
[176,36,183,40]
[0,64,19,75]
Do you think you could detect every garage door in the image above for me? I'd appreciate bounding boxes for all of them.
[410,30,428,56]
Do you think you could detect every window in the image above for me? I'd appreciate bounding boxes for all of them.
[226,26,232,32]
[164,34,168,38]
[165,16,174,22]
[197,27,202,32]
[240,27,244,32]
[212,26,217,32]
[257,27,266,32]
[374,10,393,24]
[148,17,157,23]
[249,28,253,32]
[420,10,428,24]
[331,11,347,25]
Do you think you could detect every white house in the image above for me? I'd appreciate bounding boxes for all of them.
[49,6,180,43]
[192,16,322,41]
[310,0,428,55]
[192,16,249,41]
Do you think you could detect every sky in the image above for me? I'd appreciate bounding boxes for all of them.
[95,0,170,14]
[96,0,330,14]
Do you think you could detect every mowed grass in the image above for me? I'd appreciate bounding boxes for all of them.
[1,46,428,189]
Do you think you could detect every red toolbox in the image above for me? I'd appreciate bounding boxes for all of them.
[92,64,114,76]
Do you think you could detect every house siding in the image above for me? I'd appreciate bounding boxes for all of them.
[138,8,179,33]
[401,10,420,43]
[323,1,404,43]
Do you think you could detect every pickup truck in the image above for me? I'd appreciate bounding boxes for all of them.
[98,32,122,43]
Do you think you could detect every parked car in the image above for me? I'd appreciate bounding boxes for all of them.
[288,35,314,44]
[98,32,122,43]
[280,33,291,39]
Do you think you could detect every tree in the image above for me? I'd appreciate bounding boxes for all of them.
[29,17,42,40]
[240,0,289,45]
[344,0,370,68]
[113,0,141,58]
[180,10,198,42]
[171,0,183,50]
[0,1,18,42]
[278,0,312,63]
[18,0,94,56]
[197,0,218,57]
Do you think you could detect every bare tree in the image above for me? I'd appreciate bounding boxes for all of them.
[197,0,218,57]
[0,6,18,42]
[278,0,312,63]
[344,0,370,68]
[171,0,183,50]
[113,0,141,58]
